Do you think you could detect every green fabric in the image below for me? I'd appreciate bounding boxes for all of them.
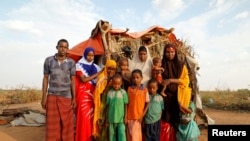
[107,88,128,123]
[176,101,200,141]
[144,94,164,124]
[109,123,126,141]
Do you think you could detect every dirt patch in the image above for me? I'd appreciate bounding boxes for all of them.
[1,102,250,141]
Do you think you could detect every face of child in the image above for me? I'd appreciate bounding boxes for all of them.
[120,60,129,71]
[86,51,95,62]
[107,67,117,78]
[131,72,142,86]
[148,82,158,96]
[154,60,162,67]
[138,51,147,62]
[112,77,122,90]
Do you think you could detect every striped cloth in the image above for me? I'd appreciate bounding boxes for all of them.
[46,95,74,141]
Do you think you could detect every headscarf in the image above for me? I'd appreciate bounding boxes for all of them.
[162,44,184,93]
[93,59,117,137]
[129,46,153,86]
[76,47,100,84]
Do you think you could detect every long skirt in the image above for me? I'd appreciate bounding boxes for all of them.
[46,95,74,141]
[75,82,95,141]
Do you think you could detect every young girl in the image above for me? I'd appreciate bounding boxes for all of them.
[126,69,150,141]
[75,47,101,141]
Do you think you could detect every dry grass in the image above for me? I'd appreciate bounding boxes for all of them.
[0,85,41,105]
[1,85,250,112]
[200,89,250,112]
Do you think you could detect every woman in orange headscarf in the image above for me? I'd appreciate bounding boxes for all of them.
[93,59,117,141]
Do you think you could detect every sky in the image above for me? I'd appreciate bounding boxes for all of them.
[0,0,250,91]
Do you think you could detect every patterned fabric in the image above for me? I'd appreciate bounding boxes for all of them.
[43,55,76,98]
[75,47,101,141]
[46,95,74,141]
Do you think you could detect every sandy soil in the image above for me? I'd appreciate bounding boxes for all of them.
[0,102,250,141]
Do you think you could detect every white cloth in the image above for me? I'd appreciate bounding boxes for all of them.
[76,56,101,84]
[129,46,153,86]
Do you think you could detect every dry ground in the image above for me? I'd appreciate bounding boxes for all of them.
[0,102,250,141]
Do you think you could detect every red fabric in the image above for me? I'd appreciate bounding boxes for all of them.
[75,71,96,141]
[160,121,177,141]
[46,95,74,141]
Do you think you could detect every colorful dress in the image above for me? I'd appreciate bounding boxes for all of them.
[75,48,101,141]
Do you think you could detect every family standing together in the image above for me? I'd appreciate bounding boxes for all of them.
[41,39,200,141]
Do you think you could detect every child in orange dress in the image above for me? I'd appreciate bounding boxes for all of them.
[126,69,150,141]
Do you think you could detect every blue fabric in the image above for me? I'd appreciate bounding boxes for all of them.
[80,47,97,83]
[176,102,200,141]
[83,47,95,58]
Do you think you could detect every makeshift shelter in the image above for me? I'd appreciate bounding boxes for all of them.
[67,19,214,126]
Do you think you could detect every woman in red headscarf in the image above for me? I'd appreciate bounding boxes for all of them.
[159,43,191,141]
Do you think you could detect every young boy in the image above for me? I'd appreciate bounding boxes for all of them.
[144,78,164,141]
[126,69,150,141]
[106,74,128,141]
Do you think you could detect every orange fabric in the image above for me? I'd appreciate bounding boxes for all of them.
[127,87,149,120]
[127,120,142,141]
[151,66,163,84]
[67,34,104,62]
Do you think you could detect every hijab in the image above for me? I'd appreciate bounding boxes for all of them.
[129,46,153,86]
[76,47,100,84]
[162,44,184,93]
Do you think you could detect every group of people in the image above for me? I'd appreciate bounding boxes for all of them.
[41,39,200,141]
